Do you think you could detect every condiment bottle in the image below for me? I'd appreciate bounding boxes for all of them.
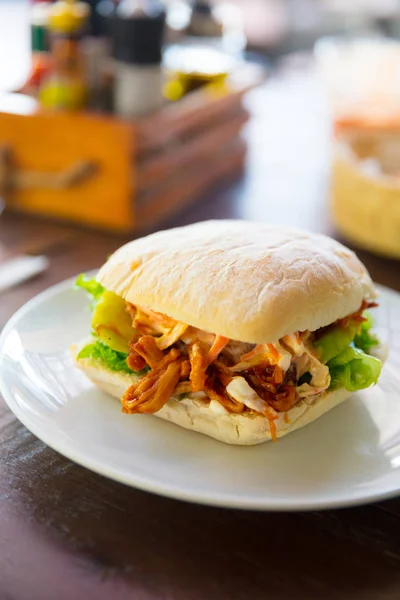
[108,0,166,118]
[80,0,115,104]
[39,0,90,110]
[20,1,52,96]
[187,0,223,38]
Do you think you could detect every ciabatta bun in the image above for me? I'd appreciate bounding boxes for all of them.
[96,220,376,344]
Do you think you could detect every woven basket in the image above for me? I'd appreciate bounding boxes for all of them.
[331,129,400,259]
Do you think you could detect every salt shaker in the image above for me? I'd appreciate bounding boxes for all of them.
[108,0,166,118]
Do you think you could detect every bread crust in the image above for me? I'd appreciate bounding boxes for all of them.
[96,220,376,343]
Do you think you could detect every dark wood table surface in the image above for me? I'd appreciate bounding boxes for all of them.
[1,67,400,600]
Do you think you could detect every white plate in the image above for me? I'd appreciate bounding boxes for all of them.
[0,278,400,511]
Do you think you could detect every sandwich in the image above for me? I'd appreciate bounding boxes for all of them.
[73,220,385,445]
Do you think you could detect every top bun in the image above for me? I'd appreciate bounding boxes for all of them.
[97,220,376,344]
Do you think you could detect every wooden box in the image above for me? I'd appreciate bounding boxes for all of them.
[0,64,263,232]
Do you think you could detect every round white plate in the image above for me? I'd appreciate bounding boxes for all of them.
[0,278,400,511]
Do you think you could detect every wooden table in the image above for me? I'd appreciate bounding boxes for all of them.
[1,68,400,600]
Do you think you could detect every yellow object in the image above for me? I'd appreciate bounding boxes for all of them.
[163,46,231,101]
[92,291,134,353]
[39,78,86,110]
[48,0,89,34]
[0,110,135,231]
[331,130,400,259]
[164,72,228,102]
[40,4,89,111]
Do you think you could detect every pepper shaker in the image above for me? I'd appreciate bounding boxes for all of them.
[108,0,166,118]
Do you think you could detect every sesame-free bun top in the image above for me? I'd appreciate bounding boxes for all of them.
[97,220,376,344]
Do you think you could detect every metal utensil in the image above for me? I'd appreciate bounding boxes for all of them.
[0,254,49,294]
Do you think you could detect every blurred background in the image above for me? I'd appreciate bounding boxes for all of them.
[0,0,399,300]
[5,0,400,92]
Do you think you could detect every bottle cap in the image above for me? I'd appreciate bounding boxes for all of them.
[48,0,90,34]
[86,0,115,37]
[31,1,51,27]
[107,1,166,65]
[191,1,213,16]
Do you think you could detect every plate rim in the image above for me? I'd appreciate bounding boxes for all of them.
[0,275,400,511]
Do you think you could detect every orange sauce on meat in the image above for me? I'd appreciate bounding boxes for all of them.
[267,344,280,363]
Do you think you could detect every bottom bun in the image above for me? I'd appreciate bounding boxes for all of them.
[74,351,354,445]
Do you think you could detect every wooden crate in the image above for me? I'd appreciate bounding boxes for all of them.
[0,64,263,232]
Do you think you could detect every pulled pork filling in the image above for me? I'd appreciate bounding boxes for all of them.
[120,301,378,440]
[122,307,322,425]
[75,275,382,443]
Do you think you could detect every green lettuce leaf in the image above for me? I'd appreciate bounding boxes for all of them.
[353,313,379,353]
[327,346,381,392]
[313,310,380,364]
[77,340,144,374]
[75,274,105,307]
[75,275,146,375]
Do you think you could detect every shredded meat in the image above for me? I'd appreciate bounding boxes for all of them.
[207,335,229,366]
[189,342,208,392]
[220,340,254,363]
[246,373,277,395]
[282,364,297,385]
[131,335,164,369]
[205,378,245,413]
[156,322,189,350]
[174,381,192,395]
[265,386,298,412]
[212,360,233,387]
[126,352,146,372]
[179,359,191,380]
[119,299,376,423]
[122,348,181,413]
